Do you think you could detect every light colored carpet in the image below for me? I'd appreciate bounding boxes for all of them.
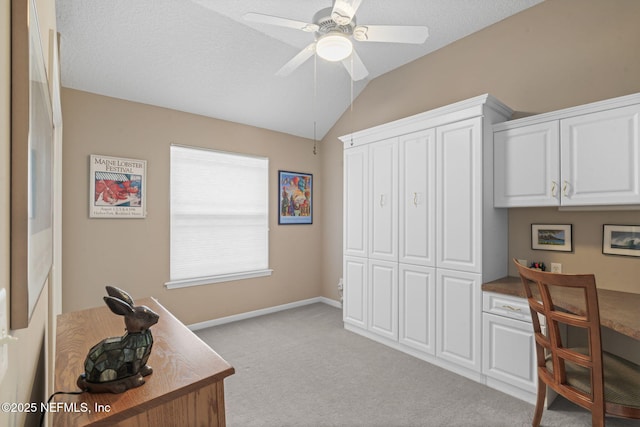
[195,303,639,427]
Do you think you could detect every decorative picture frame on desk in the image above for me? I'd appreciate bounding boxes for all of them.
[602,224,640,257]
[531,224,573,252]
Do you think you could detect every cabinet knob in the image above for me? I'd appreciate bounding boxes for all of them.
[380,194,385,207]
[563,180,569,197]
[502,305,521,312]
[551,181,557,197]
[413,192,418,207]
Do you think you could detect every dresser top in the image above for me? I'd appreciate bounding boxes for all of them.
[54,297,234,426]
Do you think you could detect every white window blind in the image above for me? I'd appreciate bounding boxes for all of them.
[167,145,271,288]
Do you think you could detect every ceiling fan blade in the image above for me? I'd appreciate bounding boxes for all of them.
[353,25,429,44]
[331,0,363,25]
[276,43,317,77]
[243,12,319,32]
[342,50,368,81]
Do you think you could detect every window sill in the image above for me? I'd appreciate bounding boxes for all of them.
[165,269,273,290]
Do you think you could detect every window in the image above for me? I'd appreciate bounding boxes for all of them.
[166,145,271,289]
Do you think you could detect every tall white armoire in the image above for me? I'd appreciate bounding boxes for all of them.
[341,94,513,381]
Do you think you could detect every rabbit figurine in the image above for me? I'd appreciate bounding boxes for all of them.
[77,286,160,393]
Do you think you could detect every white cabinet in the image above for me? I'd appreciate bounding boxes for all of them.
[399,264,436,355]
[494,93,640,208]
[399,130,436,267]
[482,292,538,404]
[494,121,560,207]
[342,94,512,383]
[369,139,398,262]
[560,104,640,206]
[436,117,482,273]
[369,259,398,340]
[343,256,367,329]
[436,269,482,374]
[344,146,368,257]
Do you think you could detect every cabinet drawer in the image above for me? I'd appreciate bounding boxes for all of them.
[483,292,531,322]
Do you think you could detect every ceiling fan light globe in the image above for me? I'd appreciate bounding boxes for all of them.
[316,34,353,62]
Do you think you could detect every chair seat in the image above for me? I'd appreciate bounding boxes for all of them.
[546,348,640,409]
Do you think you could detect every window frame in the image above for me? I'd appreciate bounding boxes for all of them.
[165,144,272,289]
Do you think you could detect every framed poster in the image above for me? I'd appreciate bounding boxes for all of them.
[278,170,312,224]
[603,224,640,257]
[531,224,573,252]
[90,155,147,218]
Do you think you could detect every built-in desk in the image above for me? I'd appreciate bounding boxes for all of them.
[54,297,234,426]
[483,276,640,341]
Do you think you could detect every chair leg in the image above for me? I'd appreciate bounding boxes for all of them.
[532,378,546,427]
[591,410,605,427]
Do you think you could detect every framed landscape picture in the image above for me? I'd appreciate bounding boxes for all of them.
[531,224,572,252]
[278,171,312,224]
[603,224,640,257]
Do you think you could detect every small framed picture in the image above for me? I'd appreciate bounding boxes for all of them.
[603,224,640,257]
[278,170,312,225]
[531,224,573,252]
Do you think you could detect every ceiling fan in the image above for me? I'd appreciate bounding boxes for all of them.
[243,0,429,81]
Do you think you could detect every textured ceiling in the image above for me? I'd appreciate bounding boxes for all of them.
[55,0,542,139]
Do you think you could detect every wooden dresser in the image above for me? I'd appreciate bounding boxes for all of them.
[53,297,234,426]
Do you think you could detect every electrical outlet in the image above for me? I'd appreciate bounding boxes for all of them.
[517,259,528,267]
[551,263,562,273]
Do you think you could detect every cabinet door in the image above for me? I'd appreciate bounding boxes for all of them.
[344,146,368,257]
[560,104,640,206]
[368,259,398,340]
[494,122,560,207]
[399,129,436,267]
[436,269,482,373]
[482,313,537,394]
[399,264,435,355]
[436,118,482,273]
[343,256,367,329]
[369,139,398,262]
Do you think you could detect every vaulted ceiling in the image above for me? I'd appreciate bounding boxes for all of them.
[55,0,542,139]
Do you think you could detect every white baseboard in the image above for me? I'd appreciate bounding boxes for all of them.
[188,296,342,331]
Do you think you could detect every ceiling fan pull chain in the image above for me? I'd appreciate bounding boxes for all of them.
[313,52,318,155]
[350,54,355,146]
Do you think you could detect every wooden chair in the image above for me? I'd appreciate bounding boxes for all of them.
[513,259,640,427]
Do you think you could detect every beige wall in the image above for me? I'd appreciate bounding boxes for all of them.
[61,89,322,324]
[320,0,640,301]
[61,0,640,326]
[1,0,56,425]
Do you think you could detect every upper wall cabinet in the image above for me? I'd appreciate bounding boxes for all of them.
[494,121,560,207]
[493,93,640,208]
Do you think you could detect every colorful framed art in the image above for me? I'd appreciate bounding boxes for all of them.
[278,170,312,225]
[90,155,146,218]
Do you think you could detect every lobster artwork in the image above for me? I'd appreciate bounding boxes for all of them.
[77,286,160,393]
